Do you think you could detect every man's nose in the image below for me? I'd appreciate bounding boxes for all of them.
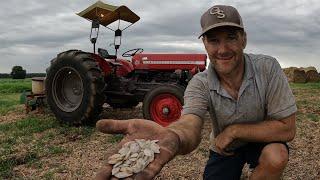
[217,41,229,54]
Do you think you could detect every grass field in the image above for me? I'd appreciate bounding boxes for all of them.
[0,78,32,115]
[0,79,319,179]
[0,78,31,93]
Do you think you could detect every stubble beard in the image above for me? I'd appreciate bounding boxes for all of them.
[210,54,244,76]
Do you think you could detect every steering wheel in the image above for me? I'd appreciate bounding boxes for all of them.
[122,48,144,57]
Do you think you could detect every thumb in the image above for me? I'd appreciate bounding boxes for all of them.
[96,119,130,135]
[95,165,113,180]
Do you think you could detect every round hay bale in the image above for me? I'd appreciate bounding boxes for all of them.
[283,67,298,82]
[300,66,317,73]
[306,70,320,82]
[293,69,307,83]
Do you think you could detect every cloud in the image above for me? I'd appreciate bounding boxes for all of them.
[0,0,319,73]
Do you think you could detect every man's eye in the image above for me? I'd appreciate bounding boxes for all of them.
[208,39,219,43]
[227,36,237,40]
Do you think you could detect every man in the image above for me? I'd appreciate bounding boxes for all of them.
[96,5,297,180]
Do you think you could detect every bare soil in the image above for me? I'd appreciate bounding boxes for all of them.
[2,85,320,180]
[0,105,27,124]
[8,104,320,180]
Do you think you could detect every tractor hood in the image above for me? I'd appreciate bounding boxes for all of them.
[77,1,140,26]
[132,54,207,72]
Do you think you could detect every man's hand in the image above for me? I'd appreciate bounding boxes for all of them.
[95,119,181,180]
[214,125,236,156]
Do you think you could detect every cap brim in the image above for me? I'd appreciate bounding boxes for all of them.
[198,22,244,39]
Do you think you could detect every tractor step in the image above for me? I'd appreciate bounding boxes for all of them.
[104,91,134,96]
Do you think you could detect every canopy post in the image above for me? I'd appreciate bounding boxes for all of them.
[90,19,100,54]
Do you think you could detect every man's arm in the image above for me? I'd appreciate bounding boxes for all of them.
[229,113,296,143]
[233,57,297,143]
[168,114,204,155]
[167,73,208,155]
[214,113,296,154]
[230,57,297,143]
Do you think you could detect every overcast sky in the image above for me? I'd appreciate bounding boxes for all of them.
[0,0,319,73]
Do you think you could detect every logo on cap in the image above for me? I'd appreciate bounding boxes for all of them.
[209,7,225,19]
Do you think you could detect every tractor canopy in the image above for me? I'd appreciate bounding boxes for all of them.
[77,1,140,26]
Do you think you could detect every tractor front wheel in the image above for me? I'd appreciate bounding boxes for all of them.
[45,50,105,125]
[142,85,184,127]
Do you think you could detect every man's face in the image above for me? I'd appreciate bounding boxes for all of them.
[202,27,247,75]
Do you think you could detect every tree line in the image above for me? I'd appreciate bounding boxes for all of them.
[0,66,45,79]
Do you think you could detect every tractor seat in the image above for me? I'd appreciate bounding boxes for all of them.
[98,48,117,60]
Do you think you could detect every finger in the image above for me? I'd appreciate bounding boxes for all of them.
[135,147,173,180]
[215,141,230,154]
[215,147,223,155]
[96,143,125,180]
[221,150,234,156]
[96,119,130,134]
[95,165,113,180]
[215,149,233,156]
[134,160,163,180]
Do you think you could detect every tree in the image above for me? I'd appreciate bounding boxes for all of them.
[11,66,26,79]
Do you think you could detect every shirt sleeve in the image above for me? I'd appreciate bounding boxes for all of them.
[266,58,297,119]
[181,74,209,120]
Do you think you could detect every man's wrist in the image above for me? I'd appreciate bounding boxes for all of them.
[166,127,182,155]
[228,124,240,139]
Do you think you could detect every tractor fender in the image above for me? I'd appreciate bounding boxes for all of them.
[116,58,135,76]
[91,54,113,76]
[92,54,134,77]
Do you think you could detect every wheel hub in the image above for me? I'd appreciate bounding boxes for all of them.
[150,93,182,126]
[72,87,82,96]
[52,67,84,112]
[162,107,170,115]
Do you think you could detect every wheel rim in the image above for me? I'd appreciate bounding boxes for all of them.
[150,93,182,126]
[52,67,83,112]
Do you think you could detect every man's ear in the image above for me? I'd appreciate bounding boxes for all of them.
[242,31,247,49]
[202,36,209,51]
[202,36,206,44]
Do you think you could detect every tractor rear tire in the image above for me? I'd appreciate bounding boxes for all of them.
[45,50,105,125]
[142,84,184,127]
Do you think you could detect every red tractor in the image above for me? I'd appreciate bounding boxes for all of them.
[45,1,207,126]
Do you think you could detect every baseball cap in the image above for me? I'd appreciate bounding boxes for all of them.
[199,5,244,38]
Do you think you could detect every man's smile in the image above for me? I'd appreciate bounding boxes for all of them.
[215,55,234,61]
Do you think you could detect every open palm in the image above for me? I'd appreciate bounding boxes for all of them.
[95,119,181,180]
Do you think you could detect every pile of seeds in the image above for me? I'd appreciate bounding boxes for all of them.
[108,139,161,178]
